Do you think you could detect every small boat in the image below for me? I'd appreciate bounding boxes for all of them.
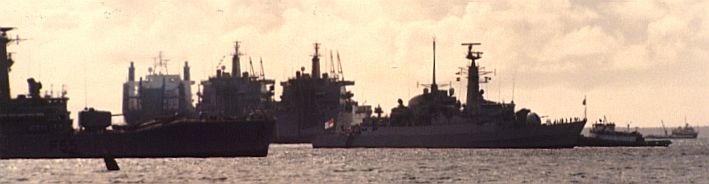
[578,118,670,147]
[645,120,699,139]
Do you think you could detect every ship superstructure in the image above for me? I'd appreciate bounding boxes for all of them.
[196,42,275,119]
[275,43,369,143]
[0,27,73,136]
[122,53,194,125]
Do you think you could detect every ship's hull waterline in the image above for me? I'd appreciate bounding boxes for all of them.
[313,121,585,148]
[0,120,273,159]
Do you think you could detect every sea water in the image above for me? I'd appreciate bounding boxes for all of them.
[1,129,707,183]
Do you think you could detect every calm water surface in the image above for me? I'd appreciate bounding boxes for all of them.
[1,138,707,183]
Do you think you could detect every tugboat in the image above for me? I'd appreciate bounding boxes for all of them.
[645,120,699,139]
[275,43,369,143]
[312,40,586,148]
[196,42,276,120]
[0,28,273,158]
[577,118,671,147]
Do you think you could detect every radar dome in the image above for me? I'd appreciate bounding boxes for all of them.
[526,112,541,125]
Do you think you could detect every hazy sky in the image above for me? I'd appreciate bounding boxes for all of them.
[1,0,707,127]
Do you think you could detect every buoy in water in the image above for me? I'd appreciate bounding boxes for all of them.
[104,156,120,171]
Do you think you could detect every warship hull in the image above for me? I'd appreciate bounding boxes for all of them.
[0,120,273,159]
[312,121,585,148]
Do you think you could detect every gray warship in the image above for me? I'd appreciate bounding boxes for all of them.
[1,28,273,158]
[195,42,276,120]
[275,43,370,143]
[312,41,586,148]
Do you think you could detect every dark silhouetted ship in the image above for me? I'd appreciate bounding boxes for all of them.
[312,40,586,148]
[275,43,370,143]
[0,28,272,158]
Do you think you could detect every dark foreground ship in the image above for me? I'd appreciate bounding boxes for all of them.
[275,43,370,143]
[577,118,670,147]
[312,41,586,148]
[0,28,272,159]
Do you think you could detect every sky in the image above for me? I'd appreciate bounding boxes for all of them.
[1,0,707,127]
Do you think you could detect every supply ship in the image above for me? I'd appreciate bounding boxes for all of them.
[122,52,194,125]
[275,43,370,143]
[196,42,276,120]
[312,40,586,148]
[0,28,273,158]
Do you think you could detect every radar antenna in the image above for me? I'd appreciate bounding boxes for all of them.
[1,28,28,45]
[153,51,169,74]
[461,43,482,62]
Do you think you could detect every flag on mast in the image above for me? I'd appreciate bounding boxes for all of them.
[324,118,335,129]
[582,96,586,106]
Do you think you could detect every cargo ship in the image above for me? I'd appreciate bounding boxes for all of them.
[275,43,370,143]
[312,40,586,148]
[0,28,273,158]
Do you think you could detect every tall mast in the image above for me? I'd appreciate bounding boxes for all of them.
[431,38,438,92]
[0,27,15,102]
[461,42,482,114]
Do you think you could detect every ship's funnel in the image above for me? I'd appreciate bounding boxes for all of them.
[232,41,242,78]
[183,61,190,81]
[312,43,321,79]
[128,62,135,81]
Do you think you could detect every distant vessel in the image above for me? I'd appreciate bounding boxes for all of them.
[0,28,273,158]
[196,42,276,120]
[122,53,194,125]
[275,43,369,143]
[645,121,699,139]
[577,118,671,147]
[312,40,586,148]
